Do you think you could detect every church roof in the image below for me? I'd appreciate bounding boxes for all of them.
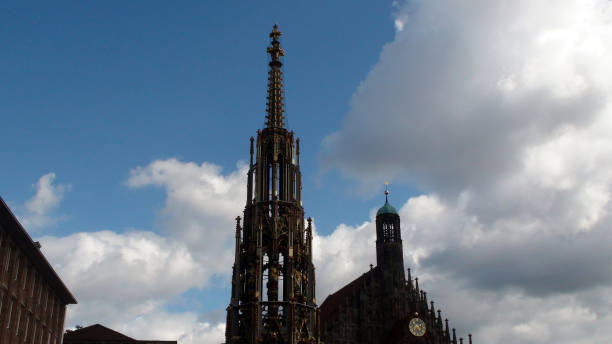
[377,200,398,216]
[63,324,136,341]
[63,324,177,343]
[319,268,376,325]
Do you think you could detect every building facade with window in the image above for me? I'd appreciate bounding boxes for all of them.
[0,197,77,344]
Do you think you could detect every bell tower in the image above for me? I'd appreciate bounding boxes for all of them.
[375,185,405,286]
[225,25,319,344]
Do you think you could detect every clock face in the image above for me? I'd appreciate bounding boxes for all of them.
[409,317,426,337]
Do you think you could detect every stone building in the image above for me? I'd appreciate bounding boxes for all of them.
[224,25,319,344]
[319,189,472,344]
[0,196,77,344]
[63,323,177,344]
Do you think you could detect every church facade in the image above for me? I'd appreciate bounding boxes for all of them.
[225,26,471,344]
[319,189,472,344]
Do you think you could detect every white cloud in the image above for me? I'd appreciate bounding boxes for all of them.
[394,18,405,32]
[41,228,227,344]
[313,221,376,298]
[32,158,248,344]
[41,230,206,306]
[316,0,612,342]
[109,309,225,344]
[20,172,69,230]
[127,158,247,271]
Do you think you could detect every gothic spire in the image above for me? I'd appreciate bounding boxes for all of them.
[265,24,286,128]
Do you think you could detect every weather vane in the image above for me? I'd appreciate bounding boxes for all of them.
[384,181,390,201]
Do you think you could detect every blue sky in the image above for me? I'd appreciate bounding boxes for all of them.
[4,1,612,343]
[1,1,407,236]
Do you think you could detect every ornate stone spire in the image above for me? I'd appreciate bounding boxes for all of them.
[225,25,318,344]
[265,24,286,128]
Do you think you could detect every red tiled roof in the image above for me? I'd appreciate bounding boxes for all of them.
[63,324,136,341]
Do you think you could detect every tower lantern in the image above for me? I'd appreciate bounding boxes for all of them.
[375,184,405,285]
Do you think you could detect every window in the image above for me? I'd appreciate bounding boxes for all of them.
[278,154,284,200]
[262,254,269,302]
[43,288,48,311]
[56,305,63,331]
[7,298,13,328]
[13,252,21,281]
[49,296,55,321]
[0,290,4,324]
[31,274,37,297]
[38,325,44,344]
[23,264,29,290]
[16,306,22,334]
[38,283,43,304]
[268,160,273,201]
[14,253,20,280]
[4,245,11,272]
[31,323,37,344]
[24,314,30,342]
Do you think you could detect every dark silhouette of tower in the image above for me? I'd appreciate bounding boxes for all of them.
[376,186,405,289]
[225,25,319,344]
[320,188,472,344]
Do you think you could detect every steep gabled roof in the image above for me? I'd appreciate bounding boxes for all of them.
[63,324,136,341]
[0,196,77,304]
[319,268,376,324]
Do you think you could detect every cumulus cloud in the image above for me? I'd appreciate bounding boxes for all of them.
[33,158,249,344]
[313,221,376,298]
[317,0,612,342]
[20,172,69,229]
[67,307,225,344]
[127,158,247,273]
[42,228,217,342]
[321,0,612,194]
[41,230,206,307]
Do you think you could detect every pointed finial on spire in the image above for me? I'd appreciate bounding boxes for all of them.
[265,24,286,128]
[249,137,254,165]
[235,216,241,237]
[384,181,390,203]
[270,23,281,40]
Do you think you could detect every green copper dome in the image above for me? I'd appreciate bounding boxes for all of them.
[377,184,398,215]
[377,200,398,216]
